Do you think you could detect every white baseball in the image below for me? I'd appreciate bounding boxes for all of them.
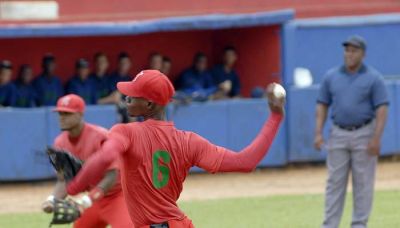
[273,84,286,98]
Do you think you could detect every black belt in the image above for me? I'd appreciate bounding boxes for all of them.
[334,119,372,131]
[150,222,169,228]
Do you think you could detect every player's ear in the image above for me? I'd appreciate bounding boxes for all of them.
[147,101,155,110]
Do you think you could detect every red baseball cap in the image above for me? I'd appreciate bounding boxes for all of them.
[53,94,86,113]
[117,70,175,105]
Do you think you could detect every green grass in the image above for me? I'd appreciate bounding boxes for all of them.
[0,190,399,228]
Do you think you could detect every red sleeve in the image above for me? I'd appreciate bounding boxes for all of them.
[102,132,120,171]
[107,158,119,170]
[67,124,129,195]
[218,112,283,172]
[189,133,227,173]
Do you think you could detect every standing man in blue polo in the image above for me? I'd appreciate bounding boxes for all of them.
[33,54,64,106]
[314,35,388,228]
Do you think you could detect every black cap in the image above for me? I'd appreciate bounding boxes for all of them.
[0,60,13,70]
[342,35,366,50]
[75,58,89,69]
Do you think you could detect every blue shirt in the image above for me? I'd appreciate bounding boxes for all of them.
[108,72,131,92]
[178,68,217,97]
[14,81,37,107]
[0,82,17,107]
[89,73,113,104]
[317,65,389,126]
[211,64,241,97]
[33,74,64,106]
[66,76,96,104]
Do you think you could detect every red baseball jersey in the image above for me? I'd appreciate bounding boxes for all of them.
[54,123,121,196]
[110,120,227,226]
[68,113,283,227]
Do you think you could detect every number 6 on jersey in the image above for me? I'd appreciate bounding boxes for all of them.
[152,150,171,189]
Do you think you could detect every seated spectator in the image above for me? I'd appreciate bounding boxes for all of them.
[108,52,133,123]
[176,52,216,101]
[66,59,95,104]
[33,54,64,106]
[211,46,241,99]
[161,56,172,76]
[148,52,163,71]
[14,64,37,107]
[0,60,17,107]
[108,52,132,92]
[89,52,113,104]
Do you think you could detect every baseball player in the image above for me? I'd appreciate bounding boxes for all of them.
[41,94,133,228]
[67,70,284,228]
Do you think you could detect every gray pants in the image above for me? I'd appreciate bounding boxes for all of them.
[322,122,378,228]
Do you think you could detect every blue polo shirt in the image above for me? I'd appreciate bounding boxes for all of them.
[211,64,241,97]
[66,76,96,104]
[0,82,17,107]
[14,81,37,107]
[32,74,64,106]
[89,73,113,104]
[108,72,131,92]
[317,65,389,127]
[178,68,217,97]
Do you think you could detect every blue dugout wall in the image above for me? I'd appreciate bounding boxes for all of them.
[0,100,286,180]
[0,105,118,181]
[0,108,52,181]
[1,90,399,180]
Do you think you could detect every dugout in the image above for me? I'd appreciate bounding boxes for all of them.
[0,10,293,181]
[0,9,293,97]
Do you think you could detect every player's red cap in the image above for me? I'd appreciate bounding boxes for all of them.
[53,94,86,113]
[117,70,175,105]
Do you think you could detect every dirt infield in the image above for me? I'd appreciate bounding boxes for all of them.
[0,161,399,214]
